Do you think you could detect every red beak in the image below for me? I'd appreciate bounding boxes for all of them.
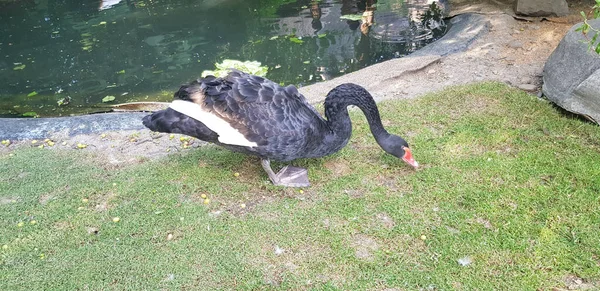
[402,147,419,169]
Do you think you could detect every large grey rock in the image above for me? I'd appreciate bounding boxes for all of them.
[515,0,569,17]
[542,19,600,124]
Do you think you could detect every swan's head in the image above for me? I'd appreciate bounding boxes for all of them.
[380,135,419,169]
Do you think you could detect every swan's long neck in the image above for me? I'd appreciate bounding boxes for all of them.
[322,83,389,151]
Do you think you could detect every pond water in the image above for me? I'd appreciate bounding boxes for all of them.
[0,0,447,117]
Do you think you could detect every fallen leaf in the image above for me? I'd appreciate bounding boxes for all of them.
[289,37,304,44]
[102,96,115,103]
[340,14,363,21]
[22,112,39,118]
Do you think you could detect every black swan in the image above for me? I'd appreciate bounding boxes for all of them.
[142,70,418,187]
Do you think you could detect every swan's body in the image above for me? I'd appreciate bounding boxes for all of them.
[142,70,418,186]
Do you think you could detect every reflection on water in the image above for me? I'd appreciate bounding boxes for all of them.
[0,0,447,117]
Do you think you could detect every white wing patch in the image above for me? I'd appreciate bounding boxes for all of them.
[169,100,258,147]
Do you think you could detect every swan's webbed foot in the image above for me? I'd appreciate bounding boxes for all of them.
[261,159,310,187]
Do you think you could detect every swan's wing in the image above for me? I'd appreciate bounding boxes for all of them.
[173,70,327,149]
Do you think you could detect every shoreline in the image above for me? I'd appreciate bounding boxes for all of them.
[0,0,587,140]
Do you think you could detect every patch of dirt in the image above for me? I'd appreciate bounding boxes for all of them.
[350,234,380,262]
[0,197,18,205]
[38,193,54,205]
[344,189,365,198]
[323,158,352,178]
[322,216,350,230]
[381,234,429,270]
[249,239,343,288]
[92,191,117,212]
[53,221,72,230]
[468,215,498,231]
[86,226,100,235]
[374,172,415,193]
[376,213,396,229]
[558,275,600,290]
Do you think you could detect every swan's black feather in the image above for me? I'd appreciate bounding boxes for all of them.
[144,70,333,162]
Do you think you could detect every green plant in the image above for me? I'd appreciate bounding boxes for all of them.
[577,0,600,54]
[201,59,268,78]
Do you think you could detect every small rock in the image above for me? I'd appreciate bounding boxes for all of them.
[427,69,435,74]
[518,84,537,91]
[457,256,472,266]
[508,41,523,49]
[274,246,284,255]
[520,77,532,84]
[514,0,569,17]
[209,210,222,217]
[86,227,99,235]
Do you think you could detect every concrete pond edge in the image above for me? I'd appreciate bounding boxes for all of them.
[0,13,489,141]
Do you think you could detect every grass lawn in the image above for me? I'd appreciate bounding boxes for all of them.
[1,82,599,290]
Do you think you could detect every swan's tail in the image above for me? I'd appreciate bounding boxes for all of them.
[142,108,218,142]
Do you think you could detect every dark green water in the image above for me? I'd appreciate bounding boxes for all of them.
[0,0,447,117]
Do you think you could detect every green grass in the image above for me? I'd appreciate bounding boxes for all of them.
[1,82,599,290]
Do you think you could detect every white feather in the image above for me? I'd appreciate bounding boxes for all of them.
[169,100,258,147]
